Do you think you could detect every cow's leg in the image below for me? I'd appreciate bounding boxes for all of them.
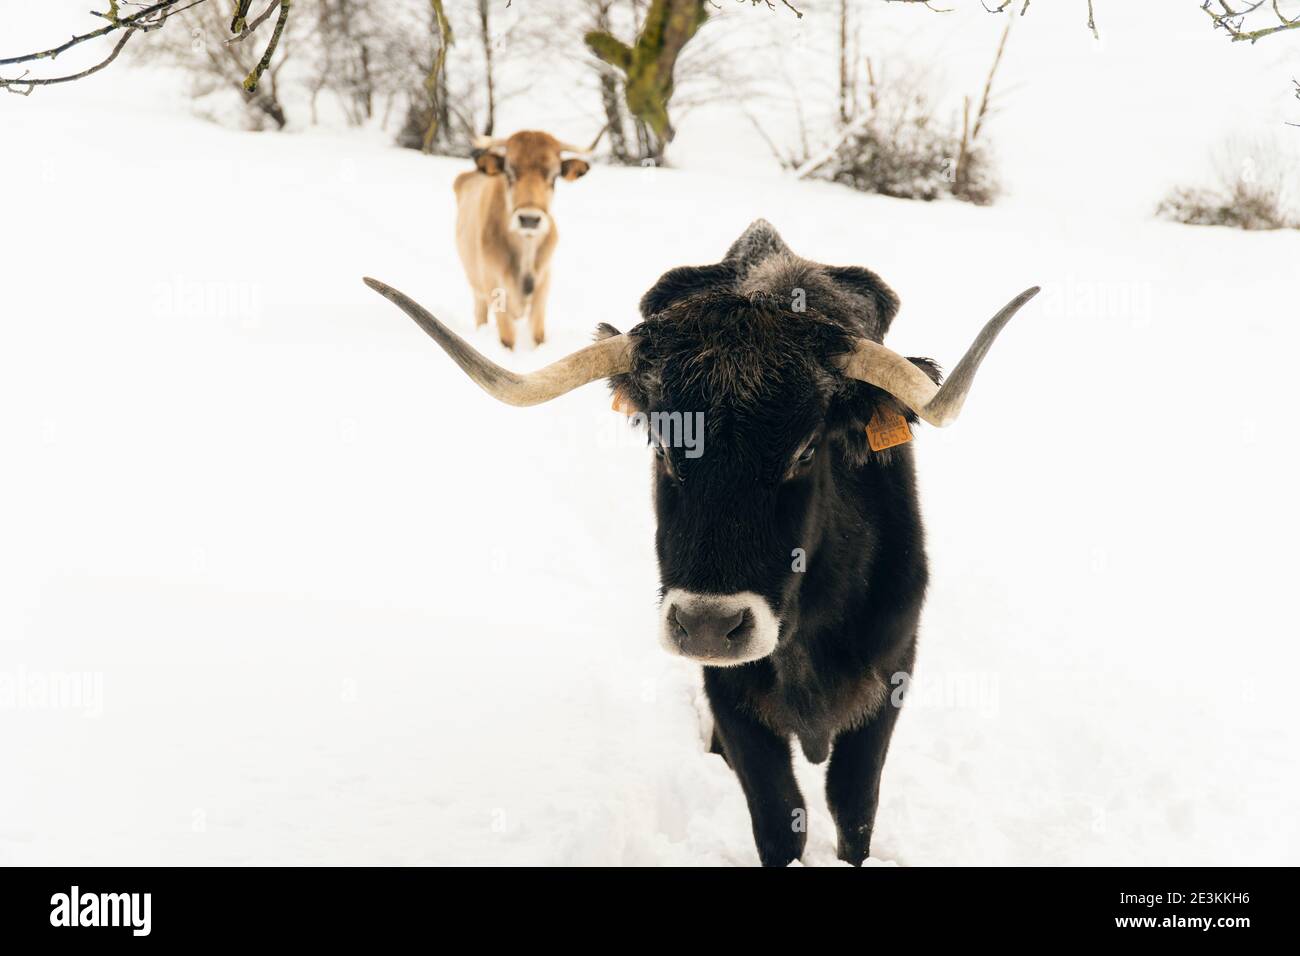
[492,283,516,349]
[705,672,806,867]
[528,273,550,346]
[473,294,489,328]
[825,701,901,866]
[495,313,516,349]
[708,726,730,767]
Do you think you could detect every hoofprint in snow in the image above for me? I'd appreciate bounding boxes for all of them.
[2,14,1298,865]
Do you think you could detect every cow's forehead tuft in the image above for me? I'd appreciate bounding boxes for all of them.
[639,222,899,341]
[725,218,793,267]
[627,294,848,408]
[504,131,563,167]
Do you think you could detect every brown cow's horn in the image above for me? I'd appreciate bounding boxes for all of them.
[364,278,633,407]
[838,286,1040,427]
[558,126,607,155]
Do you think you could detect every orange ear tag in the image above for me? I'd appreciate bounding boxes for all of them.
[612,395,633,416]
[866,407,913,452]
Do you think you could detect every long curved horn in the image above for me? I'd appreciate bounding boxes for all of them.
[838,286,1040,427]
[364,278,632,407]
[557,126,608,155]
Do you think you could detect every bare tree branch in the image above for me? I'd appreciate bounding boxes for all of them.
[1,0,290,94]
[1202,0,1300,41]
[243,0,292,93]
[882,0,955,13]
[0,1,183,66]
[228,0,284,46]
[1,27,138,95]
[0,0,182,67]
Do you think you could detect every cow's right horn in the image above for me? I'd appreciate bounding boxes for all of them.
[364,278,633,407]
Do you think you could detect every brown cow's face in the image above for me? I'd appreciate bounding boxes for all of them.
[474,131,589,237]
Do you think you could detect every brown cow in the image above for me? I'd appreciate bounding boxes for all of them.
[453,131,591,349]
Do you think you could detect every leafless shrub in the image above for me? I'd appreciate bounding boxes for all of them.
[1157,136,1299,230]
[759,15,1009,205]
[772,54,1002,205]
[820,105,999,204]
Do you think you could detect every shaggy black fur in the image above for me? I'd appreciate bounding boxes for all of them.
[608,220,939,866]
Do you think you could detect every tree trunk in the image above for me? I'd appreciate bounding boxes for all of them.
[358,42,373,121]
[600,69,630,162]
[422,0,454,153]
[585,0,707,158]
[838,0,849,125]
[593,1,630,163]
[477,0,495,136]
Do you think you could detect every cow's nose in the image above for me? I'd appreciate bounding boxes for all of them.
[668,603,753,660]
[516,213,542,230]
[659,590,779,665]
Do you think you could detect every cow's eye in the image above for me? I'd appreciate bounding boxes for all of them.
[798,445,817,466]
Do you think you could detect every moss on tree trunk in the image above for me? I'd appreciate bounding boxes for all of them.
[585,0,707,162]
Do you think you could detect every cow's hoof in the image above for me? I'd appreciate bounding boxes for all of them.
[836,847,868,867]
[755,822,807,867]
[835,830,872,867]
[757,840,805,868]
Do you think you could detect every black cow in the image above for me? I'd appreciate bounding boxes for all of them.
[364,220,1037,866]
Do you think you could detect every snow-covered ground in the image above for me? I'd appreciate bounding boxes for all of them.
[1,2,1298,866]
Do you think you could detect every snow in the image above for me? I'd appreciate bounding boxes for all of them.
[1,1,1298,866]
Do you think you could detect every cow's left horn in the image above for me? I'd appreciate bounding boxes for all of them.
[557,126,608,155]
[364,278,633,406]
[838,286,1040,427]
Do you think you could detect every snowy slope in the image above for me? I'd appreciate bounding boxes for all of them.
[2,2,1299,866]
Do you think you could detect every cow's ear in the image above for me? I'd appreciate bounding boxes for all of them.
[474,149,505,176]
[609,381,641,417]
[597,322,647,417]
[560,158,590,181]
[828,357,941,466]
[639,262,736,317]
[824,265,900,340]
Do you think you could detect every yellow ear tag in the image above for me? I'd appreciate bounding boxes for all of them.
[866,407,913,452]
